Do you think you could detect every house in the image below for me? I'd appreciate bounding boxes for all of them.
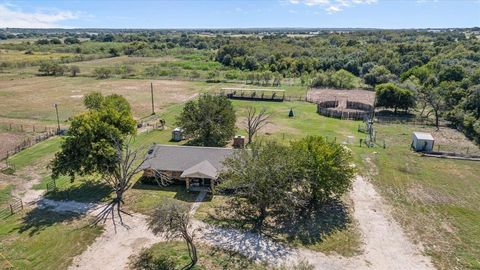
[142,144,236,191]
[412,132,435,152]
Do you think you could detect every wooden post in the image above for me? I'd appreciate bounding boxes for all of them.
[150,82,155,115]
[186,178,190,191]
[9,204,14,215]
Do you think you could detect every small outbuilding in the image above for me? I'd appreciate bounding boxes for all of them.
[411,132,435,152]
[171,127,184,142]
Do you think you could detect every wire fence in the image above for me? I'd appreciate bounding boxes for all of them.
[0,130,57,161]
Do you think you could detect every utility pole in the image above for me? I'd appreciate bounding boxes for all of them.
[54,103,60,134]
[150,82,155,115]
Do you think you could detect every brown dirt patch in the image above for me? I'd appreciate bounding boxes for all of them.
[307,88,375,106]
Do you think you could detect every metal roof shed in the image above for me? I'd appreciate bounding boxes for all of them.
[412,132,435,152]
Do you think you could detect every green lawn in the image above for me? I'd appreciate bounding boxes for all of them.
[124,183,199,215]
[132,241,269,270]
[7,137,62,170]
[0,185,14,207]
[0,209,103,270]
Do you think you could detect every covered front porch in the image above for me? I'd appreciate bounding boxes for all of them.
[181,160,217,193]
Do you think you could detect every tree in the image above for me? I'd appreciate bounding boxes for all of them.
[70,65,80,77]
[64,37,80,44]
[148,199,197,270]
[418,86,445,130]
[109,47,120,57]
[220,137,356,233]
[364,65,396,86]
[220,141,300,232]
[94,67,112,79]
[50,93,145,225]
[39,61,66,76]
[177,94,236,147]
[375,83,416,113]
[290,136,355,206]
[245,106,270,145]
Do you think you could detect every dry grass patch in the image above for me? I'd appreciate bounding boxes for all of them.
[0,77,198,121]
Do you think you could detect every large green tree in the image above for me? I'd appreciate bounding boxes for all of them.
[291,136,355,206]
[220,137,355,232]
[51,93,140,224]
[220,141,301,232]
[375,83,416,113]
[177,94,236,146]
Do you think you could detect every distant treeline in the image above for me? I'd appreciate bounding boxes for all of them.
[1,28,479,142]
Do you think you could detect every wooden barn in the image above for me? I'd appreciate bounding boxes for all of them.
[141,145,235,192]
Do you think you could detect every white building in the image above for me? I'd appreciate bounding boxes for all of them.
[412,132,435,152]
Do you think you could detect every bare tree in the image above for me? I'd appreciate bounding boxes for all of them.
[148,199,197,270]
[418,87,444,130]
[94,137,171,227]
[246,107,271,145]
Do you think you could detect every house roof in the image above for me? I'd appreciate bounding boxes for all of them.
[180,160,218,179]
[413,132,434,141]
[142,144,235,177]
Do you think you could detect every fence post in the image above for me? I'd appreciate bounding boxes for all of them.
[9,204,14,215]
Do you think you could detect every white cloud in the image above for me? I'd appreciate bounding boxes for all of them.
[0,4,80,28]
[288,0,377,13]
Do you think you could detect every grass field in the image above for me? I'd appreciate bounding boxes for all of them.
[0,210,103,270]
[0,77,199,122]
[0,49,77,66]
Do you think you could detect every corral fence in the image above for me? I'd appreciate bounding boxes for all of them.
[315,100,374,121]
[0,122,57,133]
[0,196,23,220]
[0,129,57,161]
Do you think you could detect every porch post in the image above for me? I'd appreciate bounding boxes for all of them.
[210,178,214,192]
[202,178,205,186]
[186,178,190,191]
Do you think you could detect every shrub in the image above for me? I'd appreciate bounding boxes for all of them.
[94,67,112,79]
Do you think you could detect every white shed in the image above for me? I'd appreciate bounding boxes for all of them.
[412,132,435,152]
[171,127,184,142]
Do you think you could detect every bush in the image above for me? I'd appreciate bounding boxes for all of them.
[94,67,112,79]
[39,61,66,76]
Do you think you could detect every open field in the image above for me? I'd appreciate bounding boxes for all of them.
[0,77,199,122]
[0,49,77,66]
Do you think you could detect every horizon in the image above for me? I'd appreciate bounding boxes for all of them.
[1,0,479,29]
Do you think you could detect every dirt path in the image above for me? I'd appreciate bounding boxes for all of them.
[35,176,435,270]
[9,168,44,205]
[350,175,434,270]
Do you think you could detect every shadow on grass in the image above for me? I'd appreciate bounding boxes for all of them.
[44,180,112,203]
[16,207,83,236]
[132,182,211,203]
[275,199,350,246]
[204,197,350,246]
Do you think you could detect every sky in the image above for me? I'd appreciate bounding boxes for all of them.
[0,0,479,29]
